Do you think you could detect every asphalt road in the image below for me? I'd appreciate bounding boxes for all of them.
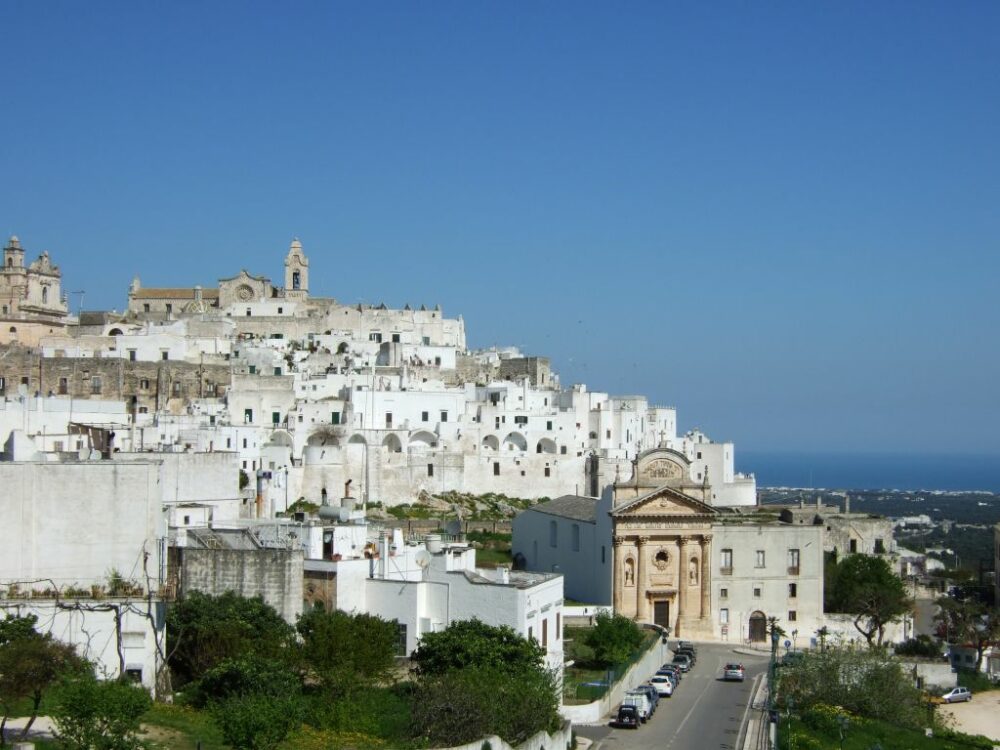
[576,643,770,750]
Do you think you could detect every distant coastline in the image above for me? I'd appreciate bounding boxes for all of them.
[737,451,1000,494]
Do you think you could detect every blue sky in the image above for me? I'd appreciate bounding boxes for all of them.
[1,2,997,455]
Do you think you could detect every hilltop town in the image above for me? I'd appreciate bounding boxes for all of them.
[1,235,997,748]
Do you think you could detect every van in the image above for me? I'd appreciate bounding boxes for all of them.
[623,692,652,722]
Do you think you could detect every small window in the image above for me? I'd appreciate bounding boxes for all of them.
[244,409,253,424]
[273,367,282,376]
[395,622,407,657]
[392,333,400,343]
[422,336,430,345]
[272,412,280,426]
[720,608,729,624]
[58,377,68,395]
[789,583,798,598]
[249,365,256,374]
[128,349,137,361]
[753,587,762,598]
[720,587,728,599]
[143,303,150,312]
[493,462,500,476]
[165,304,172,314]
[421,411,429,422]
[440,410,448,423]
[546,420,553,430]
[90,376,102,394]
[385,412,393,428]
[427,463,434,477]
[788,610,797,622]
[161,350,169,361]
[139,378,150,390]
[720,549,733,571]
[331,412,341,425]
[172,382,181,396]
[755,550,766,568]
[544,466,551,478]
[243,438,248,449]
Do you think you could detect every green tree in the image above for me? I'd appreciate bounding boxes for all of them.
[166,591,296,686]
[51,675,152,750]
[411,619,544,677]
[411,665,560,747]
[212,692,304,750]
[584,612,644,668]
[296,609,398,694]
[825,555,911,648]
[0,616,86,745]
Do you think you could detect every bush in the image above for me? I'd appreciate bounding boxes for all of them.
[212,692,304,750]
[412,619,544,678]
[188,654,300,708]
[584,612,644,668]
[51,675,152,750]
[296,609,398,695]
[895,635,943,658]
[412,665,559,746]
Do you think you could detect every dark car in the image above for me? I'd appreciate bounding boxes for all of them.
[672,653,692,672]
[677,640,696,652]
[616,704,640,729]
[676,647,697,664]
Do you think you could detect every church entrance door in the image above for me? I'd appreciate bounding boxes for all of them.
[749,611,767,642]
[653,600,670,631]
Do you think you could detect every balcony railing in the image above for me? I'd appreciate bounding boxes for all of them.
[720,566,733,576]
[787,566,800,575]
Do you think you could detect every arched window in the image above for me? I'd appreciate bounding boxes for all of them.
[8,326,16,334]
[42,287,48,304]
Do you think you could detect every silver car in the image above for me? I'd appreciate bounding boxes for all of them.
[723,663,745,681]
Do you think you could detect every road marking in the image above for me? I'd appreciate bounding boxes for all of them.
[667,668,716,745]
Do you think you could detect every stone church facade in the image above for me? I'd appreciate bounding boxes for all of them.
[610,448,718,638]
[0,235,70,346]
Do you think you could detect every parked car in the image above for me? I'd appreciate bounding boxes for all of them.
[616,704,640,728]
[942,687,972,703]
[672,653,692,672]
[650,675,675,696]
[723,663,746,681]
[632,684,660,712]
[624,691,652,722]
[677,640,696,652]
[658,664,682,682]
[676,647,697,664]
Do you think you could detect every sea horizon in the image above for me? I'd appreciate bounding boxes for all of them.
[736,450,1000,494]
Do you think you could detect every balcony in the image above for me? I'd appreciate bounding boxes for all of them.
[787,566,800,576]
[720,566,733,576]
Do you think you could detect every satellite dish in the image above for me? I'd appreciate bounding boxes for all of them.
[415,549,432,568]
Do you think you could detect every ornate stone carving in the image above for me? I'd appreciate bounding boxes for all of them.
[653,548,671,571]
[236,284,255,301]
[641,458,683,482]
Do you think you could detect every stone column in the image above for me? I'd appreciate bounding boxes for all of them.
[676,535,690,634]
[612,536,625,614]
[635,536,649,621]
[699,534,712,620]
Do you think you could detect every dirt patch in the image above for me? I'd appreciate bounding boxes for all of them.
[938,689,1000,742]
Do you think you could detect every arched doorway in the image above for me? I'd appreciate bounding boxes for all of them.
[749,611,767,643]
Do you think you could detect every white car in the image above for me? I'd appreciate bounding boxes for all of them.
[650,675,674,696]
[623,692,652,722]
[941,687,972,703]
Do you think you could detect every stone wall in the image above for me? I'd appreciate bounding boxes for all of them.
[0,345,231,414]
[177,547,303,624]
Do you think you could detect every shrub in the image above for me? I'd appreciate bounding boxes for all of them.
[51,675,152,750]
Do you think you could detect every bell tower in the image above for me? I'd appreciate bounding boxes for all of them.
[3,236,25,272]
[284,238,309,300]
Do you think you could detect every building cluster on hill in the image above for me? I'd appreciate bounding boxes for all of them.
[0,233,916,696]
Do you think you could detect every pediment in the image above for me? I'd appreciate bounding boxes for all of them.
[611,486,717,519]
[631,448,692,488]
